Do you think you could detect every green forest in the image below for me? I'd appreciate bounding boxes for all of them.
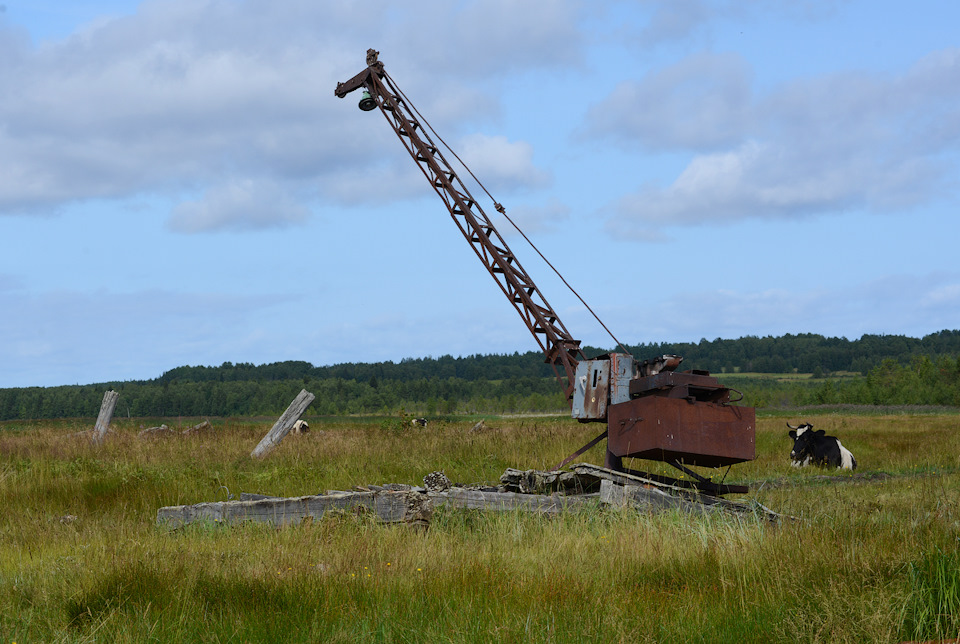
[2,330,960,420]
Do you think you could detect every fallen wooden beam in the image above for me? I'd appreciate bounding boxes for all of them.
[157,486,601,528]
[600,480,723,514]
[498,468,599,495]
[574,462,750,496]
[182,420,215,436]
[138,424,176,439]
[157,489,418,527]
[572,462,687,493]
[156,469,778,528]
[598,479,781,520]
[428,487,599,514]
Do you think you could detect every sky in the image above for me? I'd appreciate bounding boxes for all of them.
[1,0,959,388]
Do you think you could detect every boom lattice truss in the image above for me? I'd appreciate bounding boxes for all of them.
[336,50,584,398]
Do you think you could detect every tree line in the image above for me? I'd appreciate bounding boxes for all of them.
[1,330,959,420]
[0,376,568,421]
[156,330,960,384]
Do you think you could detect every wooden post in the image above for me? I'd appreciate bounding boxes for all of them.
[92,390,119,446]
[250,389,315,459]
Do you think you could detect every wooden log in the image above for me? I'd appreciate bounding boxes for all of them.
[91,390,119,446]
[250,389,315,459]
[157,487,602,528]
[573,462,749,497]
[499,468,598,495]
[138,424,176,439]
[157,490,415,527]
[182,420,214,436]
[599,479,718,514]
[426,487,599,514]
[598,479,780,520]
[571,462,685,493]
[240,493,281,501]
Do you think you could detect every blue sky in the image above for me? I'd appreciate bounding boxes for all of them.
[1,0,958,388]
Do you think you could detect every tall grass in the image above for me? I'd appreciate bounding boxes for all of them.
[2,414,959,642]
[900,548,960,641]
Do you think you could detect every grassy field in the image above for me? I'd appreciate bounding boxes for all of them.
[2,412,959,642]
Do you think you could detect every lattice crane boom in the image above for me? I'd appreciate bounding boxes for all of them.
[336,49,584,398]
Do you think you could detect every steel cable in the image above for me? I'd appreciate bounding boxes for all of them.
[383,69,632,357]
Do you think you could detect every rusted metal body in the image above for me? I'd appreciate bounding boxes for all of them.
[615,370,755,466]
[335,50,756,489]
[572,355,754,469]
[608,395,755,468]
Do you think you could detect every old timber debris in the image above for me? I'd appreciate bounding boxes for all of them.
[157,463,779,528]
[250,389,315,459]
[138,420,218,439]
[91,390,119,446]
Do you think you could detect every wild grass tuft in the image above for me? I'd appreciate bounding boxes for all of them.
[900,547,960,641]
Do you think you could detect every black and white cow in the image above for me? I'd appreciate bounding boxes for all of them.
[411,417,428,427]
[787,422,857,470]
[292,419,310,434]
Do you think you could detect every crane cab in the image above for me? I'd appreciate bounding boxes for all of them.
[572,353,755,468]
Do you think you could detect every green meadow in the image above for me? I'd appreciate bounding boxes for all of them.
[2,412,959,642]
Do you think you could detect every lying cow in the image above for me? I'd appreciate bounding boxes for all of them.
[787,422,857,470]
[292,419,310,434]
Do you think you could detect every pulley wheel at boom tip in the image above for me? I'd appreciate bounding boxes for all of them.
[358,90,377,111]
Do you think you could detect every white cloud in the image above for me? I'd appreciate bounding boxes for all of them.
[628,272,960,343]
[385,0,583,77]
[0,0,579,221]
[456,134,551,193]
[633,0,717,48]
[627,0,842,49]
[584,52,753,151]
[597,48,960,237]
[168,179,310,233]
[606,139,863,238]
[921,283,960,307]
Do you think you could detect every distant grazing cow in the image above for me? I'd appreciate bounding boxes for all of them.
[787,422,857,470]
[292,419,310,434]
[411,417,428,427]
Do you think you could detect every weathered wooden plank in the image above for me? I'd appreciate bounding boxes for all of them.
[239,493,281,501]
[157,486,603,528]
[182,420,215,436]
[250,389,315,459]
[572,462,687,493]
[598,480,780,520]
[576,463,777,518]
[138,424,176,439]
[157,490,414,527]
[91,390,119,446]
[427,488,599,514]
[599,479,719,514]
[573,462,747,496]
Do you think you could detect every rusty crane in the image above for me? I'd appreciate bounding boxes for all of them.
[335,50,755,495]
